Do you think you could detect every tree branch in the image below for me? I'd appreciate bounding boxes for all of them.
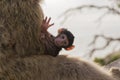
[59,5,120,24]
[88,34,120,57]
[62,5,120,15]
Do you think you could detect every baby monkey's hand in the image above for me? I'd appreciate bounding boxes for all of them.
[41,16,54,31]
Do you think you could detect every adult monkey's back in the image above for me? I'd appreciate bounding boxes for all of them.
[0,0,44,56]
[0,55,118,80]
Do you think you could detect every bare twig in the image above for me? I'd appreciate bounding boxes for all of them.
[95,11,110,22]
[88,34,120,57]
[62,5,120,15]
[59,5,120,24]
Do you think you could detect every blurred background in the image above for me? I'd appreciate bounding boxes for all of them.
[41,0,120,65]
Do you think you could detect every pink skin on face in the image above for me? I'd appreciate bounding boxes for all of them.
[54,34,69,48]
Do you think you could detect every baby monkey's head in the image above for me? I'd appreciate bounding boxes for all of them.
[55,28,75,50]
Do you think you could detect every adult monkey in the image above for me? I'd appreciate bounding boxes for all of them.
[0,55,118,80]
[0,0,44,57]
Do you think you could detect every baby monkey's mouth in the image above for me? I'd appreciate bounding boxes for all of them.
[55,40,59,47]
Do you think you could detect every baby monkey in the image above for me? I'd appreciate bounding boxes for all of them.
[40,17,75,57]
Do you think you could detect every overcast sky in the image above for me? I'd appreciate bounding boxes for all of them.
[41,0,120,59]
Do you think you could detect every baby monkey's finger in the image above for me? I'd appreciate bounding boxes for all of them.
[44,16,47,22]
[49,23,54,27]
[47,17,51,24]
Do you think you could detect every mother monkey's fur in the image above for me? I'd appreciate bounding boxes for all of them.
[0,0,44,57]
[0,55,118,80]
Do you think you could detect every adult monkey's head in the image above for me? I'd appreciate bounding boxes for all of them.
[55,28,75,50]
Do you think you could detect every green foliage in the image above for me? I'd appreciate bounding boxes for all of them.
[107,54,120,64]
[94,58,105,66]
[94,51,120,66]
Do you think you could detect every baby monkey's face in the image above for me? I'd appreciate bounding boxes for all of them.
[54,34,69,48]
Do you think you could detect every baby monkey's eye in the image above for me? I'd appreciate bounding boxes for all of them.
[61,36,64,39]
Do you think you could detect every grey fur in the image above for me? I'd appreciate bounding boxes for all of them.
[0,55,117,80]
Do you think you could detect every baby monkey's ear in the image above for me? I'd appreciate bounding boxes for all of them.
[58,28,66,34]
[65,45,75,51]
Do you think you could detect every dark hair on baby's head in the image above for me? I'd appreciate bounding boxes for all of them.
[58,28,74,49]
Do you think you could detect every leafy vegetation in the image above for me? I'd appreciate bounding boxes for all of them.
[94,51,120,66]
